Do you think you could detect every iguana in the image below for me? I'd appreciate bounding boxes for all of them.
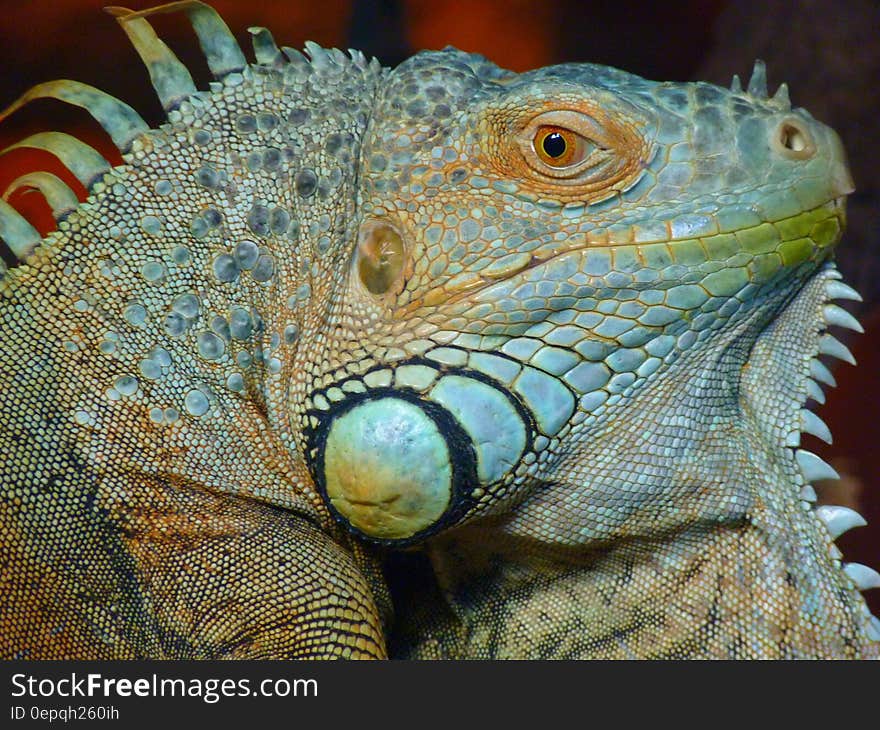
[1,1,877,659]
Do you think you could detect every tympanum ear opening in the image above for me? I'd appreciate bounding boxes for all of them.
[356,219,407,296]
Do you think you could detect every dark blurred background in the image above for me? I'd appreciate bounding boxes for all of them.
[0,0,877,613]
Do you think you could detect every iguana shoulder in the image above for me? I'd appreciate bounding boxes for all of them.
[1,1,389,659]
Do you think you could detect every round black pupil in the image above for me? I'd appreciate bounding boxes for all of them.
[542,132,567,158]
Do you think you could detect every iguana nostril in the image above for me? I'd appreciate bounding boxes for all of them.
[773,118,816,159]
[780,122,809,153]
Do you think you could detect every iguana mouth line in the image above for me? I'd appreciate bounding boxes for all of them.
[425,196,847,311]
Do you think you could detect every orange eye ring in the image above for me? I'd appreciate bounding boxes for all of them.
[534,125,586,168]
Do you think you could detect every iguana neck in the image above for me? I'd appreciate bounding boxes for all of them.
[392,263,877,658]
[401,507,876,658]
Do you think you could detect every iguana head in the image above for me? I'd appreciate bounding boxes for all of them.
[309,51,856,547]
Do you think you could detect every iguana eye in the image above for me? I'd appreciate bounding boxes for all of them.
[534,126,589,168]
[516,110,612,181]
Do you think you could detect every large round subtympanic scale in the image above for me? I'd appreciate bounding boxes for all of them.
[322,397,453,540]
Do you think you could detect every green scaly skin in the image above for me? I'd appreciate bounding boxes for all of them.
[0,2,876,658]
